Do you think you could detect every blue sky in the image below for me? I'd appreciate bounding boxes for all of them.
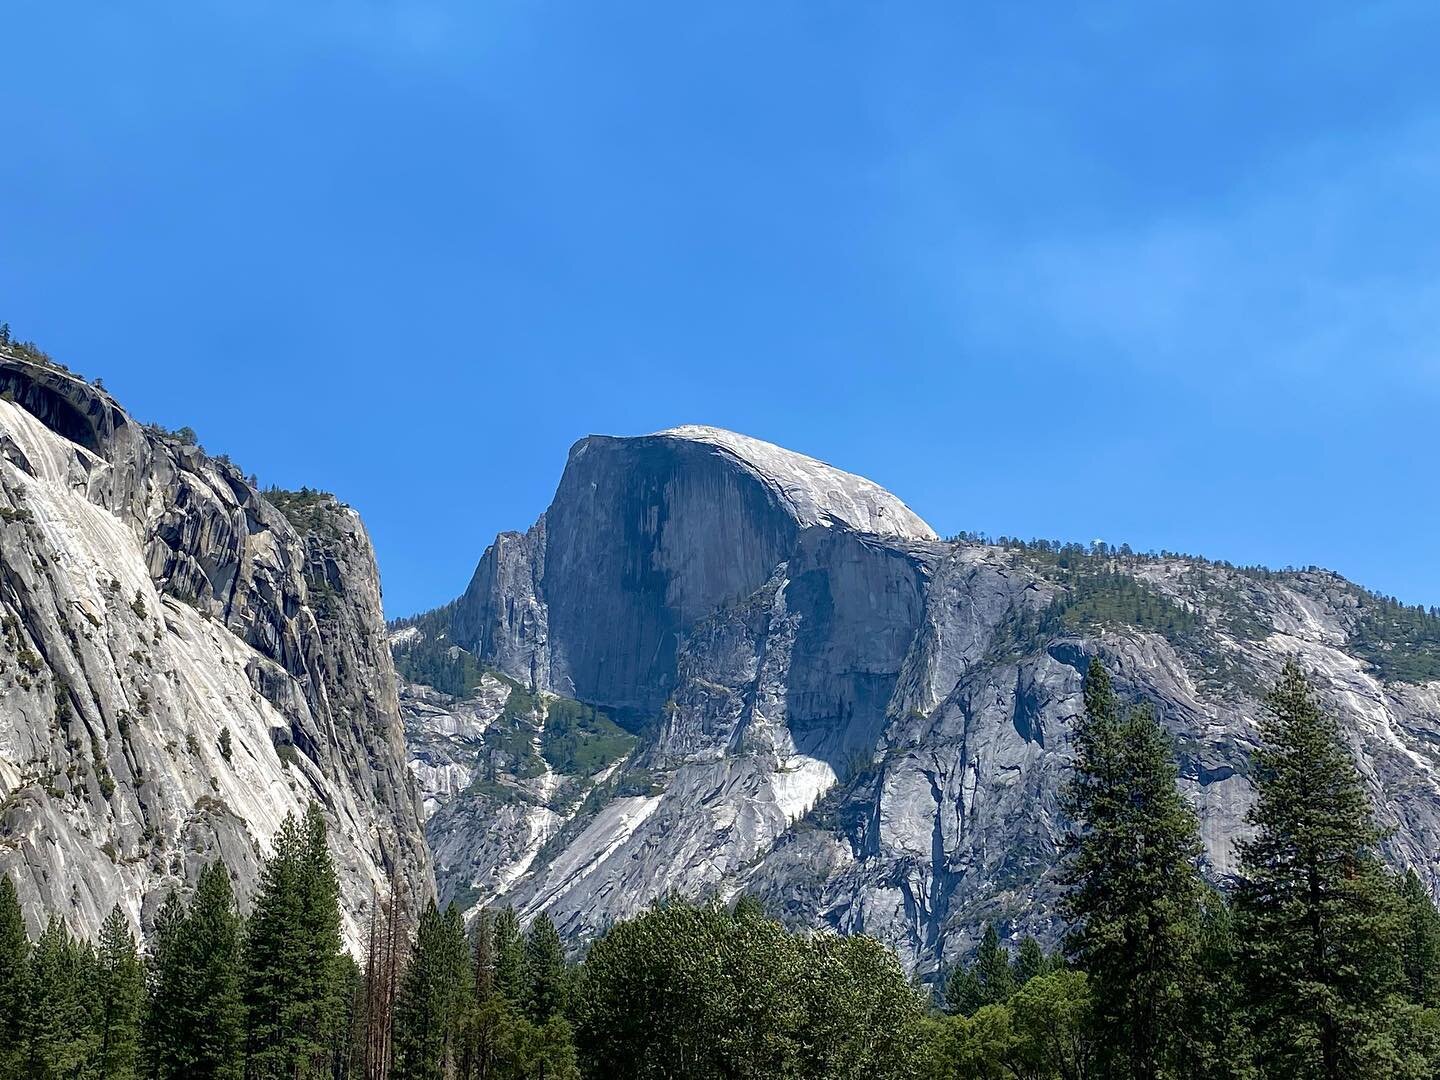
[3,2,1438,617]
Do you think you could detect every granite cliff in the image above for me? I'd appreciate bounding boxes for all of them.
[0,350,430,943]
[398,424,1440,981]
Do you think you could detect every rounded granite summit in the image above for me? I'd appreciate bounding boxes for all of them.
[650,424,938,542]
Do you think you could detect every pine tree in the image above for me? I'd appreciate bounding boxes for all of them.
[945,924,1018,1017]
[92,905,143,1079]
[1185,890,1255,1080]
[299,804,349,1074]
[188,862,246,1078]
[944,963,984,1017]
[512,1015,581,1080]
[244,805,348,1078]
[243,812,307,1076]
[1012,935,1048,988]
[0,876,30,1080]
[22,916,95,1079]
[361,890,384,1080]
[524,913,568,1023]
[492,906,528,1005]
[392,900,472,1080]
[972,923,1015,1006]
[457,910,494,1080]
[1396,869,1440,1007]
[1061,658,1205,1080]
[142,891,188,1078]
[1235,660,1404,1079]
[441,903,473,1065]
[145,863,245,1079]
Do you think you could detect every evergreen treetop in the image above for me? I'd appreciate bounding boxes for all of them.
[0,876,29,1080]
[144,863,244,1080]
[94,904,144,1080]
[23,916,94,1080]
[1061,657,1205,1080]
[392,899,472,1080]
[491,906,528,1005]
[523,913,568,1024]
[242,805,346,1079]
[1398,868,1440,1009]
[1235,660,1405,1079]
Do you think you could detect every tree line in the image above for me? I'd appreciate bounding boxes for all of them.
[930,657,1440,1080]
[0,805,356,1080]
[3,659,1439,1078]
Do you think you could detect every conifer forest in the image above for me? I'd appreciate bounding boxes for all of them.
[3,662,1437,1080]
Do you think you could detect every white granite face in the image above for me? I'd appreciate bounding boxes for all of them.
[0,352,429,947]
[654,425,938,541]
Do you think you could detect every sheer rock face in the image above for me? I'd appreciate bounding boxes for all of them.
[455,429,936,717]
[407,426,1440,979]
[0,353,430,944]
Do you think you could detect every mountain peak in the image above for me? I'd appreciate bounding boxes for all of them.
[646,424,938,542]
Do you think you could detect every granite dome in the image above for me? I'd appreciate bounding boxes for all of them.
[648,425,937,542]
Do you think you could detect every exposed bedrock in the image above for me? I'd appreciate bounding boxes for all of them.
[397,424,1440,980]
[0,351,430,944]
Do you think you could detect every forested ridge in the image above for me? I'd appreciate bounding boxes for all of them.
[3,661,1439,1079]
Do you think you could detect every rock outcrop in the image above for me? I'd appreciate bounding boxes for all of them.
[399,424,1440,982]
[0,351,430,944]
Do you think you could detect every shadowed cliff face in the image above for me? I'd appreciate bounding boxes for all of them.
[786,528,931,764]
[544,435,801,713]
[0,352,430,943]
[403,427,1440,981]
[455,429,934,719]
